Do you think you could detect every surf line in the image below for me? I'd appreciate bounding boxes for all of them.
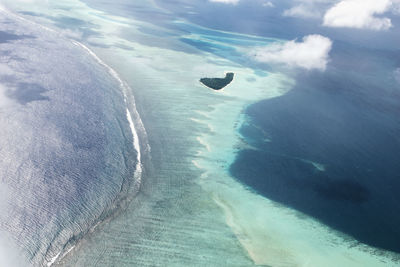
[47,39,146,265]
[47,40,147,267]
[46,40,146,264]
[72,40,143,182]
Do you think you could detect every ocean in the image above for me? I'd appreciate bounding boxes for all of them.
[0,0,399,266]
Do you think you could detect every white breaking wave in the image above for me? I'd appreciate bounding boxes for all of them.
[46,252,60,267]
[71,40,143,182]
[45,40,146,266]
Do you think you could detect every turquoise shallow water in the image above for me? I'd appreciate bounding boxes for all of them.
[1,0,400,266]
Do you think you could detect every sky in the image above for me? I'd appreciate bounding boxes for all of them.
[204,0,400,73]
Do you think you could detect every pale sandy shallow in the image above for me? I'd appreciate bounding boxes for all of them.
[2,0,400,266]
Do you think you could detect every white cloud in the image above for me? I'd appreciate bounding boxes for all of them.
[283,0,335,19]
[0,185,28,267]
[283,4,321,18]
[250,34,333,71]
[394,68,400,83]
[262,1,274,8]
[323,0,395,30]
[209,0,240,4]
[0,84,13,108]
[0,232,28,267]
[209,0,275,7]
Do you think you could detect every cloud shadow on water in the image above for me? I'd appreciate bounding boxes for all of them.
[7,83,50,105]
[0,31,34,43]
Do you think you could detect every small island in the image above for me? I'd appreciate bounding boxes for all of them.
[200,72,234,90]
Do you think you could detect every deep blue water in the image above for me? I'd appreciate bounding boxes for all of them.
[230,41,400,253]
[71,0,400,256]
